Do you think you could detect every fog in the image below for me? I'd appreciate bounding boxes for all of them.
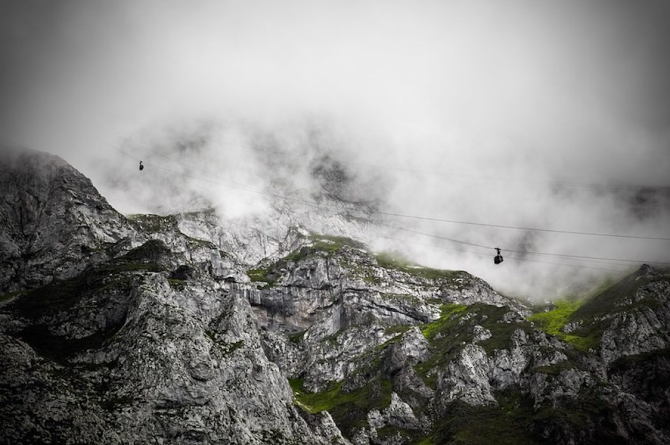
[2,0,669,299]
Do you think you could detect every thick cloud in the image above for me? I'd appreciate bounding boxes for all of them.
[2,0,669,298]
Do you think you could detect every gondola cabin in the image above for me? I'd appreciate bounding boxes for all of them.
[494,248,503,265]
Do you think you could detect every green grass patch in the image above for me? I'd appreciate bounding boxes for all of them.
[362,275,380,284]
[528,299,597,351]
[475,305,531,354]
[374,251,416,270]
[287,330,307,343]
[246,268,278,289]
[559,270,669,352]
[290,377,394,437]
[421,304,468,340]
[571,271,658,321]
[374,252,459,281]
[283,234,366,263]
[415,304,469,388]
[562,333,600,352]
[282,249,306,263]
[415,303,533,387]
[379,333,405,348]
[253,234,367,286]
[529,270,662,353]
[309,234,367,250]
[289,379,347,413]
[529,299,584,336]
[385,324,413,335]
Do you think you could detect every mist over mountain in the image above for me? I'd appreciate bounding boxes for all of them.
[73,117,666,301]
[2,146,670,445]
[2,2,670,443]
[2,0,670,299]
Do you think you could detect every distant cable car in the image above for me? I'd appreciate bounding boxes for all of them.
[494,248,503,265]
[139,161,144,171]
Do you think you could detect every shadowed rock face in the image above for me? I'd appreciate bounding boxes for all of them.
[0,149,347,445]
[0,147,133,293]
[1,149,669,445]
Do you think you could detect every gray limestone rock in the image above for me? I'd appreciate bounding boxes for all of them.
[2,149,670,445]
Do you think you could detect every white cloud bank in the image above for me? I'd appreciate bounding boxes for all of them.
[2,0,669,298]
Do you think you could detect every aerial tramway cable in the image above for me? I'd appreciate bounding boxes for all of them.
[114,145,670,268]
[380,234,629,273]
[128,134,665,192]
[374,211,670,242]
[124,143,670,242]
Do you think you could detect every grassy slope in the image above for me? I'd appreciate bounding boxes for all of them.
[279,250,665,443]
[528,299,597,351]
[290,377,393,438]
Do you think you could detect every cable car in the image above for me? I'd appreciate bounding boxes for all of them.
[139,161,144,171]
[494,248,503,265]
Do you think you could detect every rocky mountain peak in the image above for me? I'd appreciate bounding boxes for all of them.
[1,150,669,445]
[0,148,133,293]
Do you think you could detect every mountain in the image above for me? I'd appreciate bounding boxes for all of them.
[1,148,669,445]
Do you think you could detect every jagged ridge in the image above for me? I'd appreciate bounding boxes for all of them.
[1,149,669,445]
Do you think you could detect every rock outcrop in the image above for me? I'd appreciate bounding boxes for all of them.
[0,149,348,445]
[1,148,669,445]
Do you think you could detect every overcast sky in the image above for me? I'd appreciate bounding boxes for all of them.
[2,0,669,298]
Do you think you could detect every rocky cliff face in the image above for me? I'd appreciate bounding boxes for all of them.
[0,148,133,293]
[1,149,669,445]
